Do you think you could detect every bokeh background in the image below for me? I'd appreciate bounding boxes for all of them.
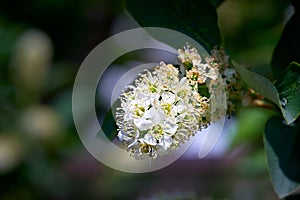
[0,0,292,199]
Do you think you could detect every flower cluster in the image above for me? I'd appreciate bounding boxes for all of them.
[116,45,241,159]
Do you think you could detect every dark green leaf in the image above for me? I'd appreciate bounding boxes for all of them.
[264,117,300,199]
[233,61,300,124]
[275,62,300,124]
[101,99,120,141]
[271,9,300,80]
[124,0,222,52]
[210,0,225,7]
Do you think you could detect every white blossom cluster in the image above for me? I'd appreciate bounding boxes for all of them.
[116,45,240,159]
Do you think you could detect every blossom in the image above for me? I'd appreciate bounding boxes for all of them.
[116,62,208,159]
[178,45,201,66]
[115,45,242,160]
[179,45,241,119]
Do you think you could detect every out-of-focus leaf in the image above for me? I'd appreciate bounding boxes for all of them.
[232,107,273,146]
[275,62,300,124]
[101,99,120,141]
[210,0,225,7]
[233,61,299,124]
[0,25,23,65]
[124,0,222,52]
[271,6,300,80]
[264,117,300,199]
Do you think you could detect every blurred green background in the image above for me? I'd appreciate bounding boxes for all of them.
[0,0,291,199]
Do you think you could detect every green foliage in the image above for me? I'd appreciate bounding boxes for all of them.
[272,11,300,80]
[124,0,222,52]
[234,35,300,199]
[264,117,300,199]
[266,4,300,195]
[275,62,300,124]
[233,61,300,125]
[232,61,279,105]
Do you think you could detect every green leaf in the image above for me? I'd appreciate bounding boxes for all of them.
[124,0,222,52]
[232,61,300,124]
[101,99,120,141]
[232,61,279,105]
[271,9,300,80]
[275,62,300,125]
[264,117,300,199]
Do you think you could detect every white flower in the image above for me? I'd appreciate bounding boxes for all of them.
[116,63,203,159]
[158,134,172,150]
[178,45,201,66]
[179,45,240,121]
[206,67,219,80]
[133,107,165,130]
[116,45,241,160]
